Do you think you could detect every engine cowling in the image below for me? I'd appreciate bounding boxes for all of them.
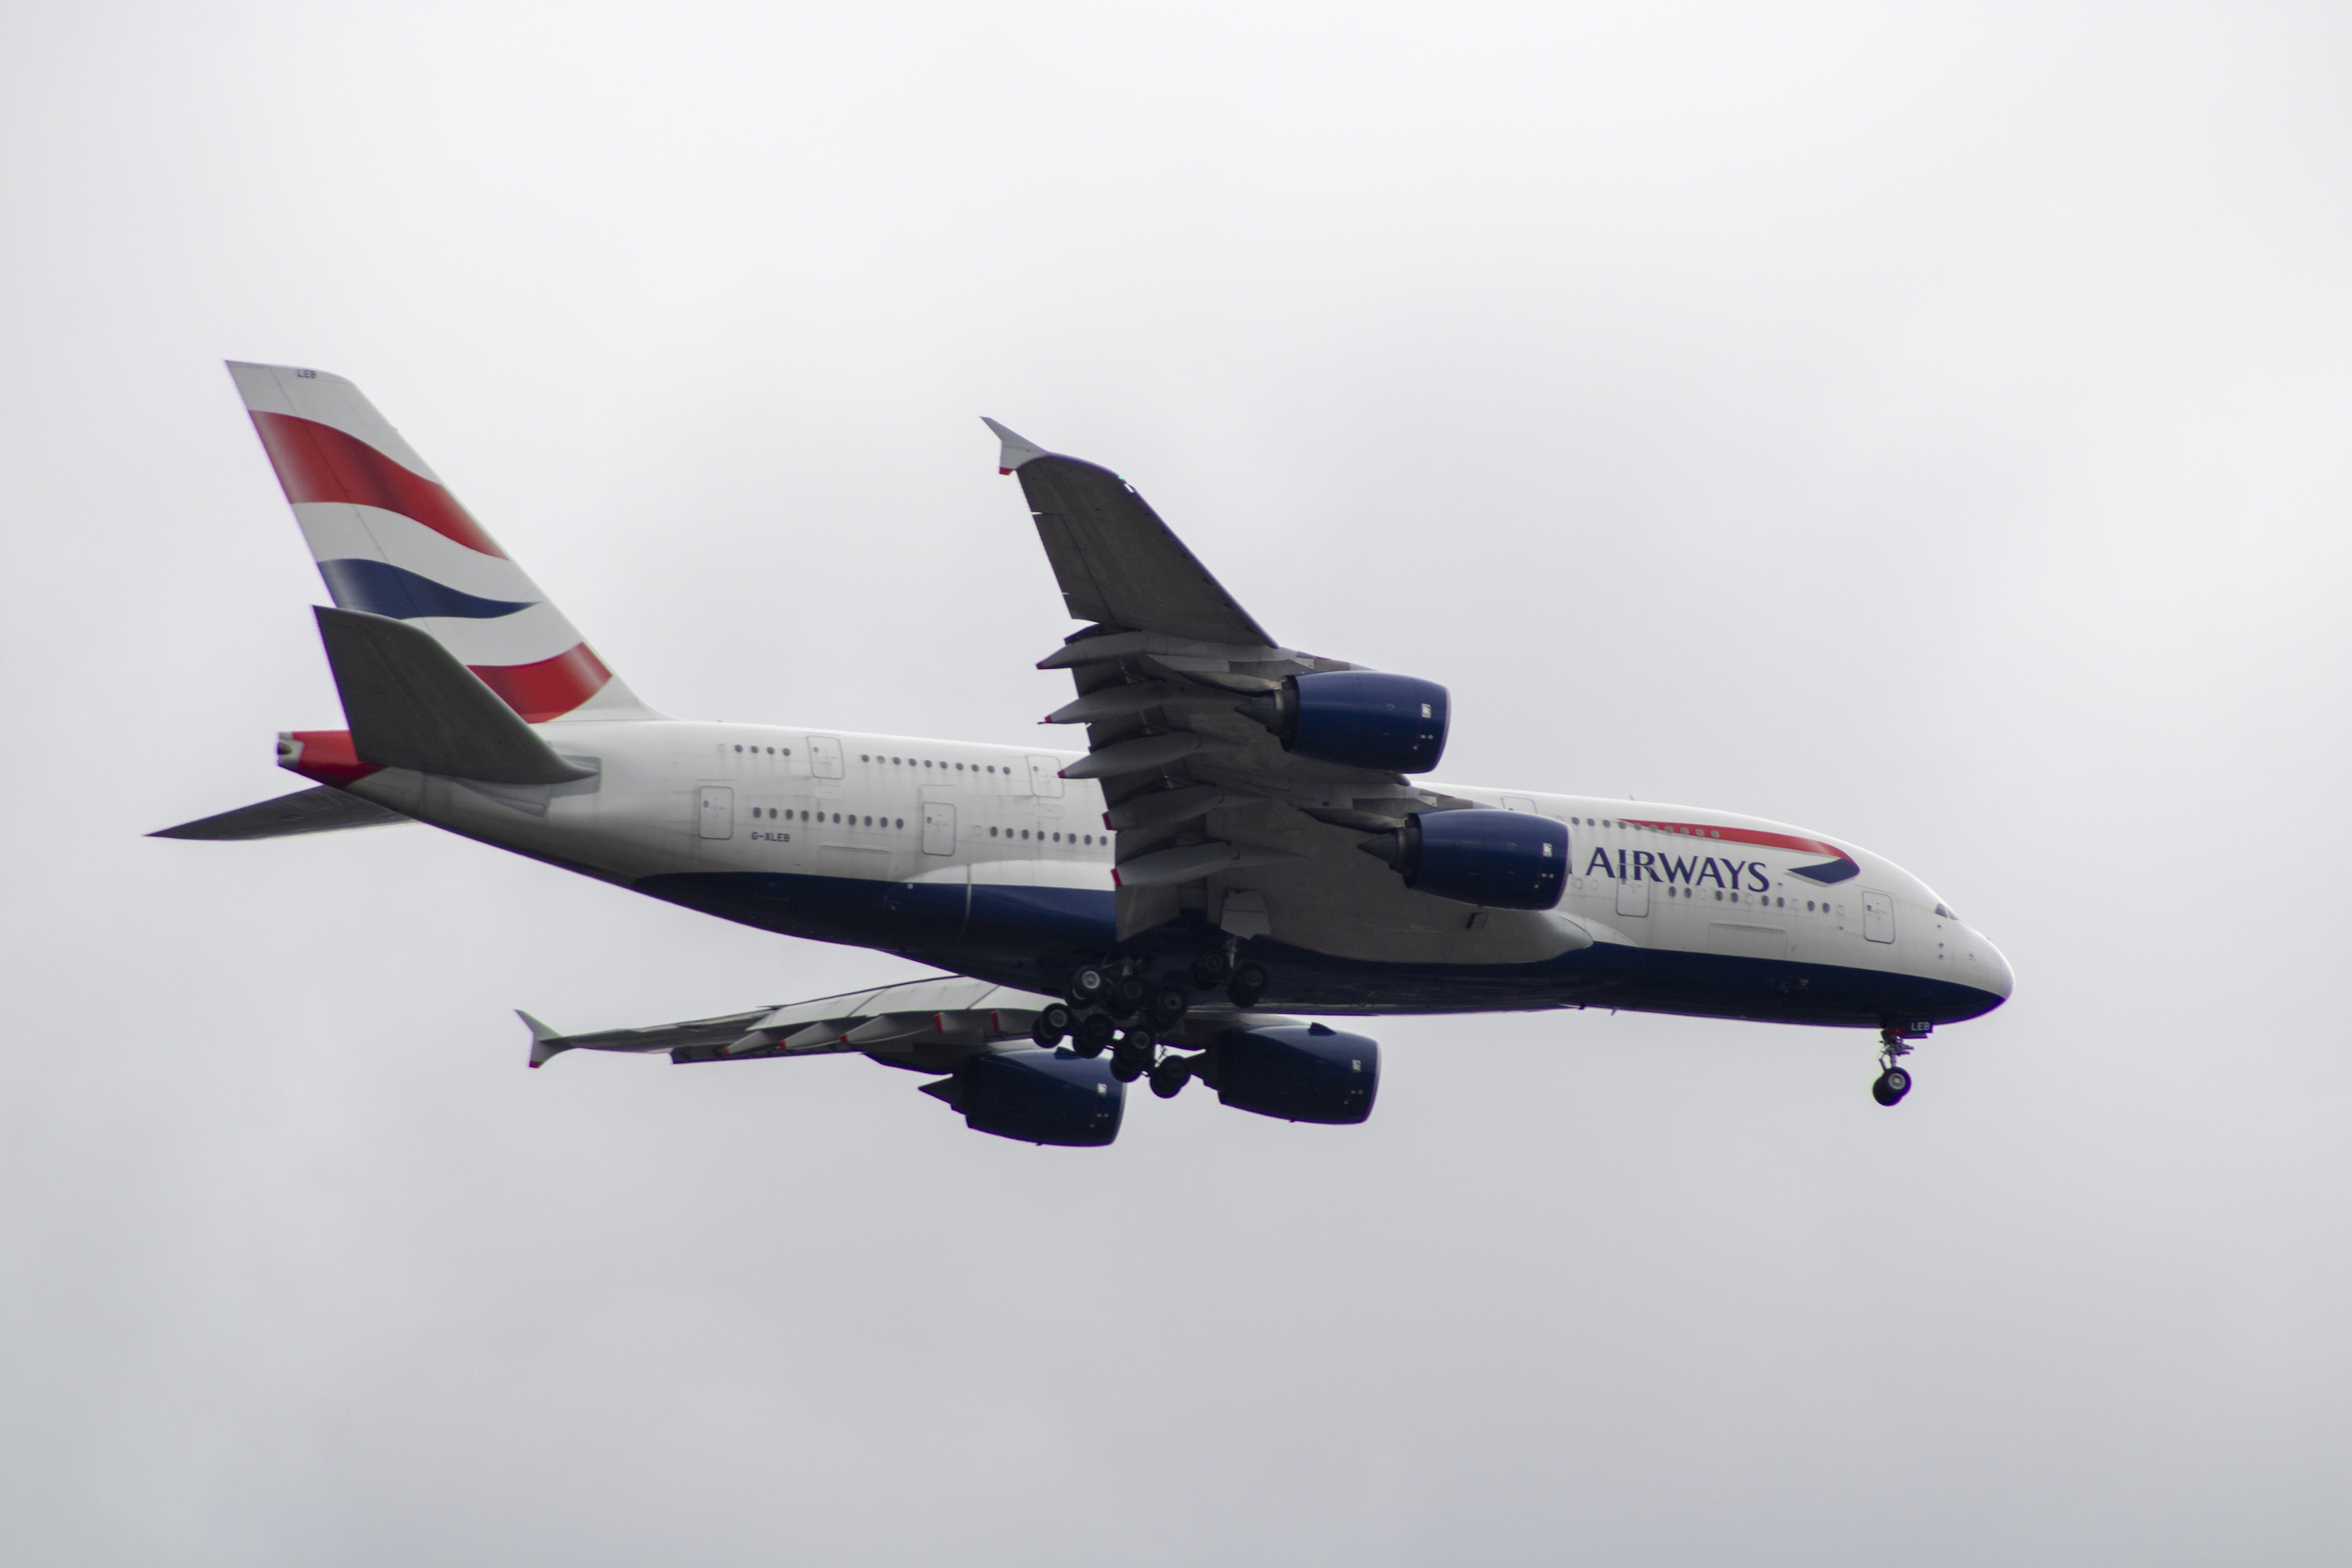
[921,1048,1124,1145]
[1206,1023,1380,1124]
[1357,808,1568,910]
[1239,671,1449,773]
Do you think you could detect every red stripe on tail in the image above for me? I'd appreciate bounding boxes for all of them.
[468,644,612,723]
[249,412,508,559]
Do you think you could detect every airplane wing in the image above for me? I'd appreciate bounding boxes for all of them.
[521,975,1065,1069]
[984,419,1272,645]
[987,421,1487,942]
[521,972,1310,1068]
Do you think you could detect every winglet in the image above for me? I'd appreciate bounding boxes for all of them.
[518,1010,569,1069]
[982,417,1049,475]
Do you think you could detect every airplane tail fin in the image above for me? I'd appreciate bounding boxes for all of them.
[227,361,658,723]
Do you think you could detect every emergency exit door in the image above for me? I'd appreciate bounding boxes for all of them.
[922,801,957,855]
[698,786,735,840]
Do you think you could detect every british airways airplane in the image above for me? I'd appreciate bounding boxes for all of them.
[155,363,2013,1146]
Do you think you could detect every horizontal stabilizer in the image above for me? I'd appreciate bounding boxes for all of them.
[316,607,596,785]
[149,785,410,840]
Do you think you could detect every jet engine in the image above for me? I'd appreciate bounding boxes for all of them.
[1239,671,1449,773]
[1203,1023,1380,1124]
[920,1047,1125,1145]
[1356,808,1568,910]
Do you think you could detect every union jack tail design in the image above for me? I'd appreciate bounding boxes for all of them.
[227,361,655,723]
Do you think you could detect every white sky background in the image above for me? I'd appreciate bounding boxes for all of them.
[2,1,2348,1561]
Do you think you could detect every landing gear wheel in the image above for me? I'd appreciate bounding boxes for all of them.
[1149,1054,1191,1099]
[1030,1002,1074,1048]
[1871,1065,1912,1106]
[1069,965,1111,1007]
[1145,985,1189,1031]
[1111,973,1149,1017]
[1073,1010,1116,1056]
[1109,1044,1150,1083]
[1189,949,1233,989]
[1226,961,1269,1008]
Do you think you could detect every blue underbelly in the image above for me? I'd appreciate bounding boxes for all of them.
[630,870,2005,1029]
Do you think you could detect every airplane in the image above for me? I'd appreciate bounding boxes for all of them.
[153,362,2014,1147]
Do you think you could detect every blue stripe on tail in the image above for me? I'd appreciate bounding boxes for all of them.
[315,558,535,620]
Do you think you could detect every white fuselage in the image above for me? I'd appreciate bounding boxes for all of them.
[315,717,2014,1026]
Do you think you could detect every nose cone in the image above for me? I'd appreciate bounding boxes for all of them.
[1977,933,2016,1004]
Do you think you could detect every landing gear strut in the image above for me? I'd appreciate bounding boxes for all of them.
[1871,1023,1927,1106]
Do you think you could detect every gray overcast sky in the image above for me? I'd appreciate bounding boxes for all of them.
[3,2,2348,1563]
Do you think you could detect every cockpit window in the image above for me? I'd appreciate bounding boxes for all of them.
[1935,903,1957,920]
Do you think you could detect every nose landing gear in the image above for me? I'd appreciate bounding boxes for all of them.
[1871,1022,1929,1106]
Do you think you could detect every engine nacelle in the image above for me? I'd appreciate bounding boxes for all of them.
[1357,808,1568,910]
[1207,1023,1380,1124]
[922,1047,1124,1146]
[1240,671,1449,773]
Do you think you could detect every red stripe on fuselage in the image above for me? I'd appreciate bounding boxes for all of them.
[1621,818,1854,863]
[467,643,612,722]
[249,412,508,559]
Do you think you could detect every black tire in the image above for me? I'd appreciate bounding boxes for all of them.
[1871,1066,1911,1106]
[1189,949,1233,988]
[1112,973,1149,1013]
[1029,1001,1073,1048]
[1074,1011,1116,1055]
[1069,965,1110,1005]
[1146,985,1189,1030]
[1227,962,1269,1008]
[1109,1047,1148,1084]
[1149,1056,1190,1098]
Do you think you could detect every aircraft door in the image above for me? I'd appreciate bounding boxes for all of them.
[1502,796,1536,813]
[1862,890,1896,943]
[1027,755,1065,798]
[808,736,844,779]
[922,801,957,855]
[1616,873,1649,917]
[698,786,735,840]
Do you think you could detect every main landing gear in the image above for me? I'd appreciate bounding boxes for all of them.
[1028,947,1244,1098]
[1871,1022,1929,1106]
